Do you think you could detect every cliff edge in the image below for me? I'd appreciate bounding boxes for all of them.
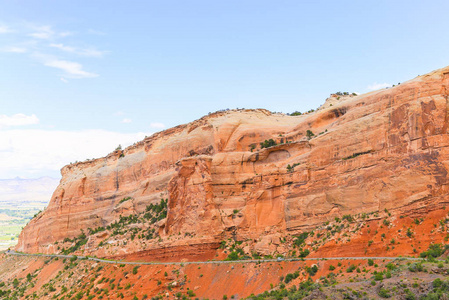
[16,66,449,259]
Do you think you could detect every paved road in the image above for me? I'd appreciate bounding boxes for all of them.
[4,250,423,266]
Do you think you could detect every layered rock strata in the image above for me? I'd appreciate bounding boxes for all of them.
[17,66,449,257]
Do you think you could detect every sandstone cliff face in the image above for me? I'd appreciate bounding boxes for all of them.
[16,66,449,257]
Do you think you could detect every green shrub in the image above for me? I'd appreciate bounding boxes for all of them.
[225,251,240,261]
[342,215,353,222]
[404,289,416,300]
[374,273,383,281]
[378,288,391,298]
[119,197,132,204]
[420,243,445,258]
[260,139,277,149]
[408,263,424,272]
[293,232,309,248]
[299,249,310,258]
[305,265,318,277]
[346,265,356,273]
[306,130,315,139]
[284,271,300,284]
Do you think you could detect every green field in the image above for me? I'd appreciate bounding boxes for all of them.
[0,203,45,250]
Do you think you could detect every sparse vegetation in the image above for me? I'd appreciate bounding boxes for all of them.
[293,232,309,248]
[305,265,318,277]
[118,197,132,204]
[286,163,300,172]
[420,243,447,259]
[342,150,373,160]
[260,139,277,149]
[306,130,314,139]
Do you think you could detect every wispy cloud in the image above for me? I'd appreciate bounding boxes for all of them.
[150,122,166,129]
[50,43,106,57]
[60,77,68,83]
[121,118,132,124]
[2,22,105,80]
[59,31,73,38]
[28,25,54,39]
[0,25,12,34]
[2,46,27,53]
[87,29,105,36]
[367,82,391,91]
[0,129,150,178]
[0,114,39,128]
[41,57,98,78]
[27,24,73,40]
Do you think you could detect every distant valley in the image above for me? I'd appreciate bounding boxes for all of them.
[0,177,59,250]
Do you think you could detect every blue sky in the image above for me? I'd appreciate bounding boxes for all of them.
[1,0,449,179]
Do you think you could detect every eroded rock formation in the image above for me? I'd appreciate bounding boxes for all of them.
[16,66,449,257]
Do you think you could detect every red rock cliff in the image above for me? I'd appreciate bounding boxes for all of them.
[16,66,449,257]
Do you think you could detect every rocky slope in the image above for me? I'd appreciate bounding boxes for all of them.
[16,66,449,259]
[1,251,449,299]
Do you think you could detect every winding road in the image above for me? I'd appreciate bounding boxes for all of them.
[4,250,423,266]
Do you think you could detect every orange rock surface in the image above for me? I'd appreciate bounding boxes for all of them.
[16,66,449,258]
[0,254,387,299]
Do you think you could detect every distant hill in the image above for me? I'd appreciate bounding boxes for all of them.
[0,177,59,204]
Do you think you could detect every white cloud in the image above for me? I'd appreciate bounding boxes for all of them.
[29,25,54,39]
[60,77,68,83]
[0,26,12,34]
[2,22,104,79]
[0,129,151,178]
[2,46,27,53]
[59,31,73,38]
[43,58,98,78]
[87,29,105,36]
[0,114,39,128]
[49,43,74,52]
[367,82,391,91]
[121,118,132,123]
[150,122,166,129]
[50,43,106,57]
